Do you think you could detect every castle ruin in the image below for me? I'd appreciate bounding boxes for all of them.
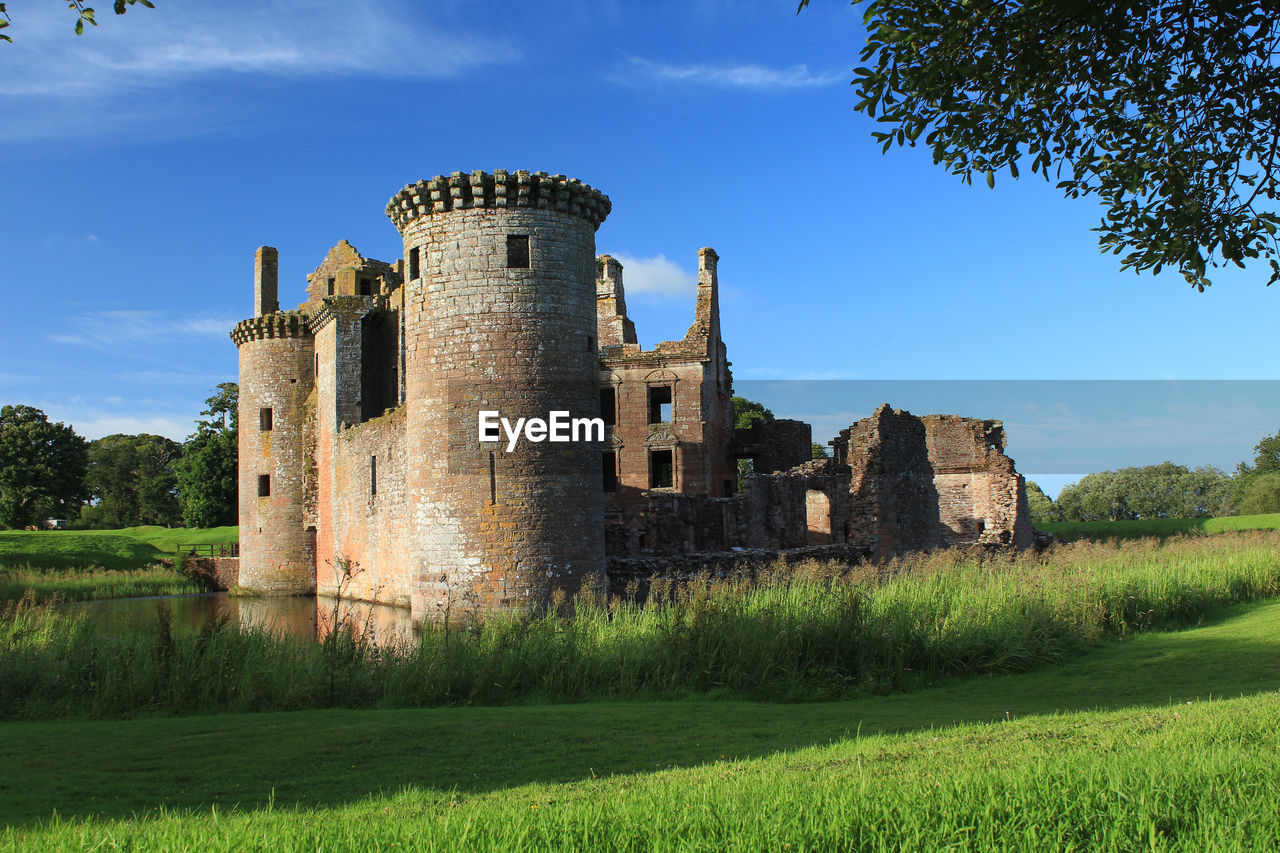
[232,169,1031,622]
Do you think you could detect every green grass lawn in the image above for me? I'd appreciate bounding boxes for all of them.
[2,596,1278,850]
[0,525,236,601]
[0,525,237,572]
[1039,511,1280,541]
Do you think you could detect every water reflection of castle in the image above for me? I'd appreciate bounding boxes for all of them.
[65,594,415,645]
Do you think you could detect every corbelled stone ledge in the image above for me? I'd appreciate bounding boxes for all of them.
[386,170,611,232]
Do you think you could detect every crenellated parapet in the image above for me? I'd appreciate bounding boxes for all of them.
[230,311,311,347]
[386,170,611,233]
[306,295,382,335]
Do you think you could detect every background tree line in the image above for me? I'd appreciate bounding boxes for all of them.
[1028,429,1280,524]
[0,383,238,530]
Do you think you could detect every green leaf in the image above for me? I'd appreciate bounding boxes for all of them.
[985,169,994,189]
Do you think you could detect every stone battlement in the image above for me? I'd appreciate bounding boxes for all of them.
[386,170,611,233]
[230,311,311,347]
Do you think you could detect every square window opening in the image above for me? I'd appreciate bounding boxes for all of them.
[409,246,420,280]
[649,449,674,489]
[259,407,273,432]
[258,474,271,497]
[648,385,672,424]
[326,277,335,296]
[360,278,373,296]
[506,234,530,269]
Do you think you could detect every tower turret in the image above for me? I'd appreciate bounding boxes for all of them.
[387,170,611,618]
[232,249,316,594]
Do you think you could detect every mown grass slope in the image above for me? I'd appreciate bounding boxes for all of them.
[0,525,237,572]
[1039,511,1280,541]
[2,596,1277,850]
[0,525,236,600]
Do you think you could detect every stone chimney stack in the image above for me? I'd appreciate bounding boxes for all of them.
[254,246,279,316]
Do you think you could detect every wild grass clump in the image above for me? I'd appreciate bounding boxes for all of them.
[1,531,1278,719]
[0,565,201,603]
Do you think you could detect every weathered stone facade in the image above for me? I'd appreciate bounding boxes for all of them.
[232,168,1033,621]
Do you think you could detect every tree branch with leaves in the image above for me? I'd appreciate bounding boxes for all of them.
[801,0,1280,289]
[0,0,154,43]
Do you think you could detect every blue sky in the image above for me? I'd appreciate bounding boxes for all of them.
[2,0,1277,497]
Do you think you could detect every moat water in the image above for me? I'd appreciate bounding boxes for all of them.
[62,593,416,644]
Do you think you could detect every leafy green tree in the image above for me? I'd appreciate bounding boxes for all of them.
[1237,470,1280,515]
[732,396,774,431]
[0,404,89,528]
[0,0,154,43]
[811,441,828,460]
[1054,462,1233,521]
[173,384,238,528]
[1025,480,1059,525]
[82,433,182,528]
[799,0,1280,289]
[1232,427,1280,507]
[731,397,775,483]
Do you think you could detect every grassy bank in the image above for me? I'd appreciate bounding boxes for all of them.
[0,525,237,572]
[1039,511,1280,541]
[3,532,1278,719]
[3,596,1278,849]
[0,566,201,603]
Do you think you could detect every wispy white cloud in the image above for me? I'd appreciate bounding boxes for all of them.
[48,410,193,442]
[4,1,515,98]
[618,55,844,90]
[49,310,240,353]
[609,253,697,297]
[119,370,232,385]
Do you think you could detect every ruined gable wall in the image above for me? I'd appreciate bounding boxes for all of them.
[602,360,714,502]
[922,415,1033,548]
[840,405,943,558]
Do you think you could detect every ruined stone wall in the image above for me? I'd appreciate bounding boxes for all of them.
[602,360,718,516]
[598,247,735,515]
[392,170,609,621]
[605,457,849,557]
[233,309,316,594]
[595,255,637,348]
[838,404,943,559]
[922,415,1033,548]
[730,418,813,475]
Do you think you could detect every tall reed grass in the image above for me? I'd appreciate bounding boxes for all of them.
[2,532,1277,720]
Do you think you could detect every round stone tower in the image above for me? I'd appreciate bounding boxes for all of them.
[386,170,611,619]
[231,246,317,594]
